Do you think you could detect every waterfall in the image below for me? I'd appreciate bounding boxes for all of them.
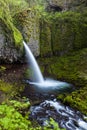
[23,41,44,83]
[23,41,71,91]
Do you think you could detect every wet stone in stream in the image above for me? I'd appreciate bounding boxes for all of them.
[29,99,87,130]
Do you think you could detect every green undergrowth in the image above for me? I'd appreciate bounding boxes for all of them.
[0,99,30,130]
[57,85,87,115]
[0,80,24,102]
[63,86,87,115]
[0,80,13,94]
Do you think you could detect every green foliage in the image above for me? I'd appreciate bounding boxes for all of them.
[0,80,25,101]
[63,86,87,115]
[0,80,13,94]
[0,104,30,130]
[44,118,65,130]
[9,99,30,111]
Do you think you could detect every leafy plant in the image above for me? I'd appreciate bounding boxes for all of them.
[0,104,30,130]
[44,118,65,130]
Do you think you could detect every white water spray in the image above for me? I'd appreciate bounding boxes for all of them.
[23,41,70,90]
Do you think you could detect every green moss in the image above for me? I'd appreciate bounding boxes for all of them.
[13,27,23,48]
[0,80,13,94]
[63,86,87,115]
[40,21,52,56]
[8,0,29,16]
[40,11,87,56]
[0,80,25,101]
[13,7,40,45]
[0,0,23,49]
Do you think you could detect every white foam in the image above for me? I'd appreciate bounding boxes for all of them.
[29,79,70,89]
[78,120,87,130]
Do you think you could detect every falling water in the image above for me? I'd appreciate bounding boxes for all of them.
[23,41,71,91]
[23,41,44,83]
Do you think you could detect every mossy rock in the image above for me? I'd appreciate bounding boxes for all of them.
[63,86,87,115]
[0,0,23,49]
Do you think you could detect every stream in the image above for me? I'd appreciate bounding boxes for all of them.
[22,84,87,130]
[30,99,87,130]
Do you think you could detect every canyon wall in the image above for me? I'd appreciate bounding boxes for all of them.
[0,0,87,63]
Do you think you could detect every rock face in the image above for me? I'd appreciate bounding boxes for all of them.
[45,0,87,11]
[0,21,23,63]
[14,9,40,57]
[0,0,40,63]
[0,0,23,63]
[40,11,87,57]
